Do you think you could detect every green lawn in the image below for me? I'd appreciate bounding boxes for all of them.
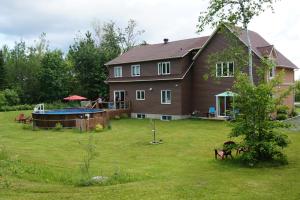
[1,111,300,200]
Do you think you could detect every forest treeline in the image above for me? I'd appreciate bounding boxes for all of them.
[0,19,144,106]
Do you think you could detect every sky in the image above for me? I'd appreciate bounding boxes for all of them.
[0,0,299,78]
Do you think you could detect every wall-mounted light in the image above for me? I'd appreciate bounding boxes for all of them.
[149,88,153,91]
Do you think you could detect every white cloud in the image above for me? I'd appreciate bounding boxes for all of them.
[0,0,299,78]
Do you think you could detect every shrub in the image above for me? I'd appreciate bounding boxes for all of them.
[290,109,298,117]
[54,123,63,131]
[95,124,104,132]
[22,124,33,130]
[276,114,288,121]
[120,113,129,118]
[3,89,20,106]
[0,92,6,107]
[277,105,289,115]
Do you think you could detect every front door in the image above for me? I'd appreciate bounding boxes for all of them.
[114,90,125,109]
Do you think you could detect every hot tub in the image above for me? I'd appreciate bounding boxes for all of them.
[32,108,105,128]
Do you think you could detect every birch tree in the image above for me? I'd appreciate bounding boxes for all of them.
[197,0,278,84]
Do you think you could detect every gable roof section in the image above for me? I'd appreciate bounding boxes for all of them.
[193,25,298,69]
[105,36,209,66]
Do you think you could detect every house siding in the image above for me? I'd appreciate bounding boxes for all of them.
[191,31,262,115]
[109,80,183,116]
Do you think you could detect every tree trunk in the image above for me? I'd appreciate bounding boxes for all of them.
[245,26,254,85]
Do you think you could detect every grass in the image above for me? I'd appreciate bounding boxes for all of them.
[0,111,300,199]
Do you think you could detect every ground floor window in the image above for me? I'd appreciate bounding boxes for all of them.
[136,90,145,100]
[161,90,171,104]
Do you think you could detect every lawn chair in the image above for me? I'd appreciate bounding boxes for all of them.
[208,106,216,118]
[25,116,33,124]
[15,113,26,123]
[215,141,236,159]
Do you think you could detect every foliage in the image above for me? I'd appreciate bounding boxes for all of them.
[68,32,108,99]
[276,105,289,120]
[0,50,5,90]
[2,89,20,106]
[38,50,70,102]
[198,0,278,83]
[95,124,104,132]
[118,19,145,52]
[78,135,97,184]
[231,72,291,165]
[295,80,300,102]
[276,114,288,121]
[54,122,63,131]
[0,92,6,107]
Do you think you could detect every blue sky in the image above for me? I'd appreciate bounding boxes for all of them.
[0,0,299,78]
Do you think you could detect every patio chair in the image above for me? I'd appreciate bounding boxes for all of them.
[25,116,33,124]
[15,113,26,123]
[208,106,216,118]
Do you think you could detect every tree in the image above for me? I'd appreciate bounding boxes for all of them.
[68,32,107,99]
[231,67,291,165]
[39,50,69,102]
[0,50,5,90]
[100,21,122,61]
[118,19,145,52]
[198,0,277,84]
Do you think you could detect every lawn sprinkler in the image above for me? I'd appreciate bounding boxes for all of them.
[150,119,163,145]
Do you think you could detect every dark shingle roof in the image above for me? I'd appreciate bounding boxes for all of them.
[238,29,298,69]
[106,26,298,69]
[105,36,209,65]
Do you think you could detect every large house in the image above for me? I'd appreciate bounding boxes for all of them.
[105,25,298,120]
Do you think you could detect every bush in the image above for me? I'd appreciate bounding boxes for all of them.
[95,124,104,132]
[276,113,288,121]
[54,123,63,131]
[290,109,298,117]
[277,105,289,115]
[3,89,20,106]
[120,113,129,118]
[0,92,6,107]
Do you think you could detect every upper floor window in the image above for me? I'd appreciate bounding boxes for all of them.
[114,66,122,78]
[216,62,234,77]
[136,90,145,100]
[158,62,171,75]
[161,90,171,104]
[269,67,275,79]
[131,65,141,76]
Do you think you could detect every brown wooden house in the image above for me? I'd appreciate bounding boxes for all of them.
[105,25,298,120]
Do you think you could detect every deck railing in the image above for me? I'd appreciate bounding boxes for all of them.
[96,101,131,110]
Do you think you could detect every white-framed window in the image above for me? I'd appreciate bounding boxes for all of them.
[161,90,171,104]
[158,62,171,75]
[216,62,234,77]
[269,67,275,79]
[136,90,145,100]
[131,65,140,76]
[137,113,146,119]
[161,115,172,121]
[114,66,122,78]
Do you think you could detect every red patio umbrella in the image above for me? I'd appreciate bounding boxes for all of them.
[63,95,87,101]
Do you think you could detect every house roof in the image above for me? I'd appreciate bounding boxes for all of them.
[105,36,209,65]
[234,28,298,69]
[106,25,298,70]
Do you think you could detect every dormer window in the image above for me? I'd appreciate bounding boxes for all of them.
[131,65,140,76]
[216,62,234,77]
[158,62,171,75]
[114,66,122,78]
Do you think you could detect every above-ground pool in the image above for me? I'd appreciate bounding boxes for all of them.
[32,108,105,128]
